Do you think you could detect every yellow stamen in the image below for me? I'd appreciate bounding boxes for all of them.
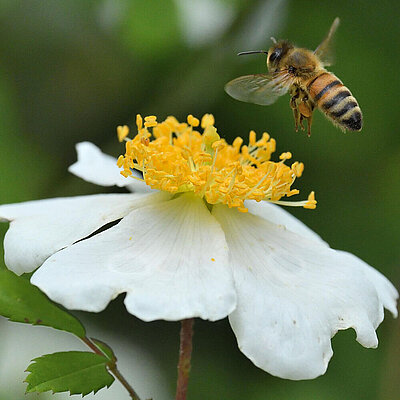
[136,114,143,130]
[117,155,124,168]
[203,125,220,148]
[117,125,130,142]
[117,114,316,212]
[291,161,304,177]
[201,114,215,128]
[249,130,256,146]
[187,114,200,127]
[144,115,157,128]
[280,152,292,160]
[304,191,317,209]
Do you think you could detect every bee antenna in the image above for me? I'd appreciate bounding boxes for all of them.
[237,50,269,56]
[270,37,277,44]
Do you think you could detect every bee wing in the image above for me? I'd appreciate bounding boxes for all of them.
[224,73,292,106]
[314,17,340,67]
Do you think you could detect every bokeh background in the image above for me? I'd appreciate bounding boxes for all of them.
[0,0,399,399]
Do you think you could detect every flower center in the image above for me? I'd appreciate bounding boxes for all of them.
[117,114,316,212]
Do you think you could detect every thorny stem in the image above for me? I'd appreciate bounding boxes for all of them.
[82,337,142,400]
[175,318,195,400]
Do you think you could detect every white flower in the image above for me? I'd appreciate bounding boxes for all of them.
[0,115,397,380]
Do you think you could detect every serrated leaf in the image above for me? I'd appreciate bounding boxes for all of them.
[0,269,85,337]
[25,351,114,396]
[91,338,117,363]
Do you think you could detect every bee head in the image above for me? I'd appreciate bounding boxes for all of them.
[267,40,293,70]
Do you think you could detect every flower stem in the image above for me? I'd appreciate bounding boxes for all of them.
[175,318,194,400]
[109,365,142,400]
[82,337,142,400]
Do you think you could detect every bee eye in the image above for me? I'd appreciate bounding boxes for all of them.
[269,48,282,62]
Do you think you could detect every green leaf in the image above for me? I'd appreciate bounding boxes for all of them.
[91,338,117,363]
[25,351,114,396]
[0,269,86,337]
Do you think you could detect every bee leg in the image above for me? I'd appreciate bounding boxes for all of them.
[298,100,314,136]
[292,107,301,132]
[289,88,301,132]
[306,113,313,137]
[299,115,305,131]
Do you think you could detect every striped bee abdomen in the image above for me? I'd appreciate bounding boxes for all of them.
[307,72,362,131]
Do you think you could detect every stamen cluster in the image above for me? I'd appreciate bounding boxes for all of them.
[117,114,316,212]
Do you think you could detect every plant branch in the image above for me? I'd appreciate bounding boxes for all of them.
[82,337,142,400]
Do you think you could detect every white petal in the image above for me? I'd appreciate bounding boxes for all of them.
[1,192,165,274]
[125,181,154,194]
[339,250,399,318]
[31,193,236,321]
[213,205,398,380]
[245,200,327,245]
[68,141,151,193]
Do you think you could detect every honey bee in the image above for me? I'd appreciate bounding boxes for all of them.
[224,18,362,136]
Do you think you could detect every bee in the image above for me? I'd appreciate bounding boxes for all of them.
[224,18,362,136]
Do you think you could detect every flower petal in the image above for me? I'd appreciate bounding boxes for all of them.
[1,192,166,274]
[68,141,151,193]
[31,193,236,321]
[340,250,399,318]
[245,200,327,245]
[213,205,398,380]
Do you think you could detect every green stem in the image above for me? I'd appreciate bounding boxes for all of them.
[175,319,194,400]
[82,337,142,400]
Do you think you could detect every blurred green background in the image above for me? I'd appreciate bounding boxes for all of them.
[0,0,399,399]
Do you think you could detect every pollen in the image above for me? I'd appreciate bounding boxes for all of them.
[118,114,316,211]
